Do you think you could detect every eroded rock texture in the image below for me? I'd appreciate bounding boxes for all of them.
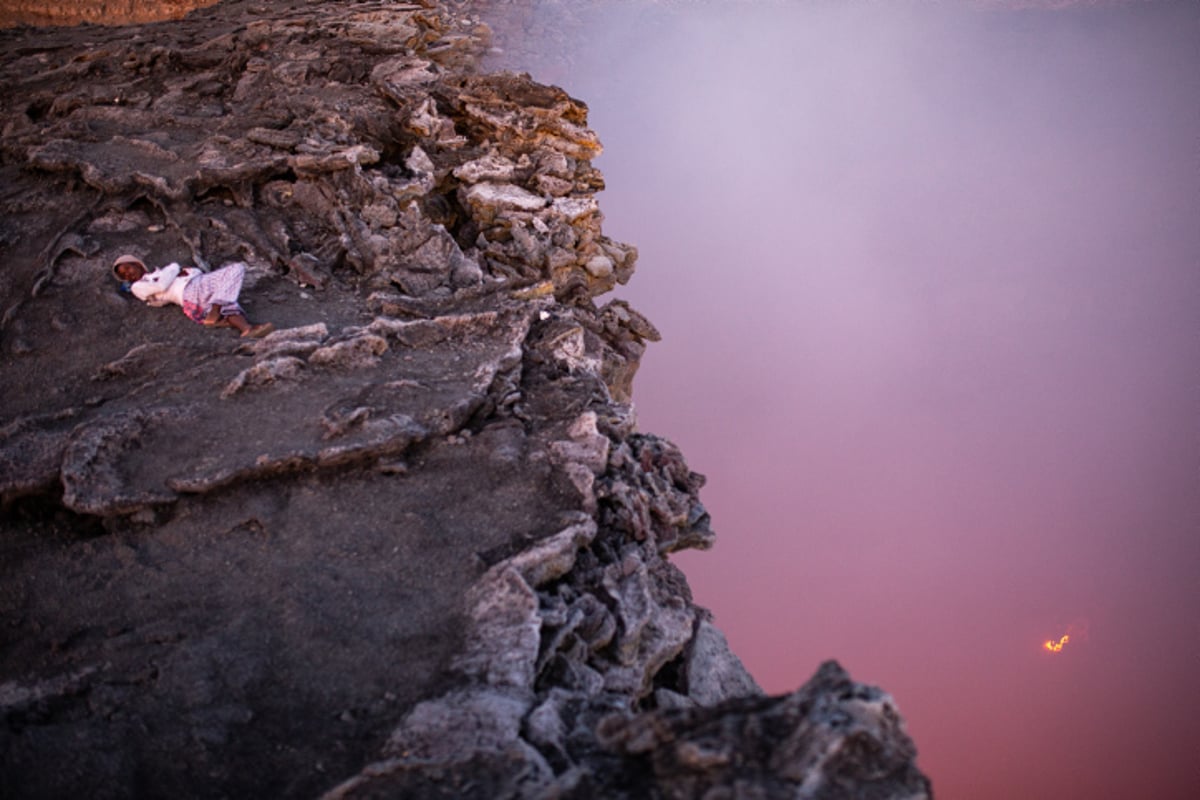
[0,1,221,30]
[0,2,930,798]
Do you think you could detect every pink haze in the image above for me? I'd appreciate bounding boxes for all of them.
[490,2,1200,798]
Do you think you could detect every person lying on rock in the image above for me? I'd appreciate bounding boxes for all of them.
[112,254,274,338]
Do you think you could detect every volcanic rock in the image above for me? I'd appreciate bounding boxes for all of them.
[0,2,931,798]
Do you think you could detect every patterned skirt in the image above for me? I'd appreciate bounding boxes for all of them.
[181,262,247,323]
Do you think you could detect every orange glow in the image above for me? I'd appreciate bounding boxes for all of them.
[1043,635,1070,653]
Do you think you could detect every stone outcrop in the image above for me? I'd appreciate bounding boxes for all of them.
[0,0,221,29]
[0,2,931,798]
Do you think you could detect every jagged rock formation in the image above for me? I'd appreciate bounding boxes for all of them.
[0,1,931,798]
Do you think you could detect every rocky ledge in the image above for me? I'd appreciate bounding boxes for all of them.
[0,1,931,797]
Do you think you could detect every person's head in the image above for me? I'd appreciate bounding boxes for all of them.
[112,254,147,283]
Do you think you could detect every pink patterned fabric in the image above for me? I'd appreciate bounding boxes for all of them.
[181,262,246,323]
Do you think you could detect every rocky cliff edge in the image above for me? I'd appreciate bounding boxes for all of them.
[0,2,931,797]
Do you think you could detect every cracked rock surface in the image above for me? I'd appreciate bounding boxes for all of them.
[0,2,931,798]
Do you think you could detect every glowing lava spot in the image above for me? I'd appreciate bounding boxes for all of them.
[1043,634,1070,653]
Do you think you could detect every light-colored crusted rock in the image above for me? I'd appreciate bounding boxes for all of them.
[0,2,929,799]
